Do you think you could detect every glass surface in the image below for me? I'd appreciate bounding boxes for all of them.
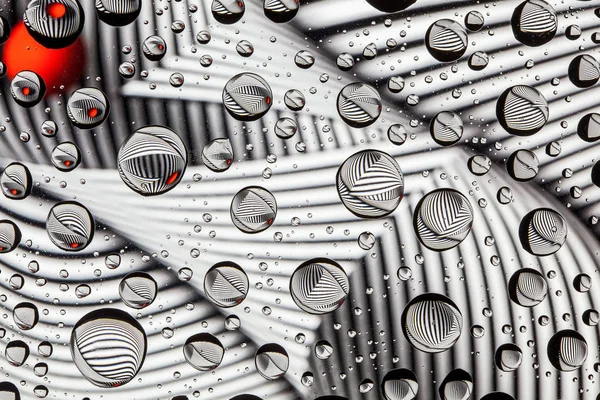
[0,0,598,399]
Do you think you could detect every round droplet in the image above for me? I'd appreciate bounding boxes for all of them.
[9,274,24,290]
[566,24,581,40]
[577,113,600,142]
[468,51,489,70]
[508,268,547,307]
[38,341,52,357]
[547,330,588,372]
[1,162,32,200]
[51,142,81,172]
[212,0,245,24]
[5,340,29,367]
[255,343,289,380]
[169,72,184,87]
[197,30,211,44]
[337,150,403,218]
[225,314,241,330]
[66,88,110,129]
[582,309,599,326]
[118,125,188,196]
[401,293,463,353]
[506,149,539,182]
[358,231,375,250]
[274,117,297,139]
[34,362,48,377]
[119,272,158,309]
[295,50,315,69]
[10,71,46,108]
[75,284,91,298]
[336,52,354,71]
[426,19,468,62]
[519,208,567,256]
[388,124,407,145]
[184,333,224,371]
[388,75,405,93]
[204,261,249,307]
[337,83,382,128]
[263,0,299,23]
[119,62,135,79]
[496,85,548,136]
[105,253,121,269]
[230,186,277,233]
[142,36,167,61]
[13,302,38,330]
[236,40,253,57]
[465,10,484,31]
[569,54,600,88]
[430,111,463,146]
[223,73,272,121]
[0,17,10,44]
[24,0,84,48]
[284,89,305,111]
[414,189,473,251]
[512,0,557,47]
[363,43,377,60]
[0,220,21,253]
[202,138,233,172]
[495,344,523,372]
[301,371,314,387]
[468,155,491,176]
[439,369,473,400]
[381,369,419,400]
[573,273,592,293]
[41,120,58,137]
[365,0,415,12]
[290,258,349,314]
[46,201,94,251]
[95,0,141,26]
[71,309,147,387]
[314,339,333,360]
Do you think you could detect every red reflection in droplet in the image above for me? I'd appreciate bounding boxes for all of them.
[88,108,98,118]
[166,172,179,185]
[47,3,67,18]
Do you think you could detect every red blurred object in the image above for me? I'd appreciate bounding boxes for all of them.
[2,21,85,94]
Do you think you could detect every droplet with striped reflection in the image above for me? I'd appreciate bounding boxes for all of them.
[255,343,289,380]
[5,340,29,367]
[495,343,523,372]
[518,208,567,256]
[337,82,382,128]
[508,268,548,307]
[66,88,110,129]
[10,71,45,108]
[290,258,349,314]
[0,17,9,44]
[70,309,147,387]
[13,302,39,330]
[204,262,249,308]
[337,150,404,218]
[117,125,188,196]
[183,333,225,371]
[413,189,474,251]
[496,85,548,136]
[46,201,94,251]
[223,73,272,121]
[202,138,233,173]
[24,0,84,48]
[381,368,419,400]
[511,0,557,47]
[119,272,157,309]
[0,382,20,399]
[0,220,21,253]
[51,142,81,172]
[365,0,415,12]
[1,162,32,200]
[401,293,463,353]
[547,330,588,372]
[263,0,299,23]
[142,35,167,61]
[430,111,463,146]
[212,0,245,24]
[506,149,539,182]
[439,369,473,400]
[426,19,468,62]
[569,54,600,88]
[95,0,141,26]
[230,186,277,233]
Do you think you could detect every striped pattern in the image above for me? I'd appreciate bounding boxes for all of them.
[183,333,225,371]
[230,186,276,233]
[513,0,557,46]
[519,208,567,256]
[117,125,187,196]
[66,88,110,129]
[71,309,147,387]
[381,369,419,400]
[51,142,81,171]
[9,71,45,107]
[204,262,249,307]
[46,201,94,251]
[508,268,548,307]
[337,150,404,218]
[547,330,588,372]
[202,138,234,172]
[506,149,539,182]
[439,369,472,400]
[401,293,463,353]
[255,343,289,380]
[569,54,600,88]
[426,19,468,62]
[118,272,157,309]
[497,85,549,135]
[0,220,20,253]
[211,0,245,24]
[263,0,299,23]
[430,111,463,146]
[337,83,382,128]
[223,73,272,120]
[289,259,349,315]
[0,162,31,200]
[23,0,83,47]
[414,189,474,251]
